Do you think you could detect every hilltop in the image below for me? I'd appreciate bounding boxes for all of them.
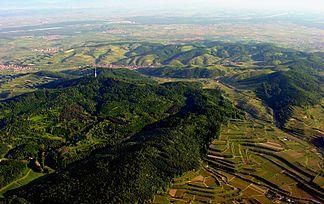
[0,69,240,202]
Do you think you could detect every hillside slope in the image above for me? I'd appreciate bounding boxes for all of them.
[240,71,323,127]
[8,42,324,72]
[0,70,240,203]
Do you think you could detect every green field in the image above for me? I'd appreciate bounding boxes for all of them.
[0,170,45,198]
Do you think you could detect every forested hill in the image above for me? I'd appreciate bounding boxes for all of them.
[240,70,323,127]
[1,69,241,203]
[2,40,323,130]
[10,41,324,72]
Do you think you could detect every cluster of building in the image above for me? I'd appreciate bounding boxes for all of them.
[222,61,244,66]
[95,63,155,70]
[32,48,61,54]
[103,29,127,35]
[41,35,63,41]
[0,64,30,71]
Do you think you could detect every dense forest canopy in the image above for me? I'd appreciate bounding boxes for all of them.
[240,70,323,126]
[0,69,241,203]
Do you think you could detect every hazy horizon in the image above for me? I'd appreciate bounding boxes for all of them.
[2,0,324,12]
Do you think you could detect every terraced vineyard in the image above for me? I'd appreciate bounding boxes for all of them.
[153,119,324,203]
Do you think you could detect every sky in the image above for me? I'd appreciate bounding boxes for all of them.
[2,0,324,11]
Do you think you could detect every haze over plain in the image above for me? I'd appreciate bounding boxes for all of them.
[2,0,324,12]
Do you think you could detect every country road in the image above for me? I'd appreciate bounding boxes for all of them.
[0,169,32,194]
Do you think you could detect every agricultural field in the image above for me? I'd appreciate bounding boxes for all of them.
[153,119,324,203]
